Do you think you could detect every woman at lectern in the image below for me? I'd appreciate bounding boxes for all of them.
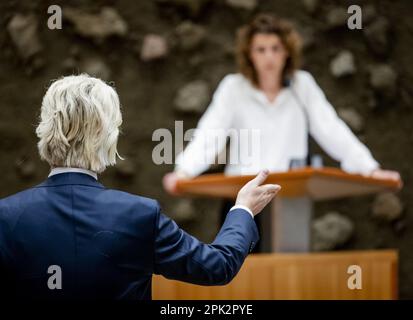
[163,14,401,251]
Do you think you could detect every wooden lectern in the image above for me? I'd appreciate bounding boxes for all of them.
[153,250,398,300]
[175,167,401,252]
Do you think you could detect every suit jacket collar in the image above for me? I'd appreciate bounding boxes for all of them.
[35,172,105,189]
[48,167,98,180]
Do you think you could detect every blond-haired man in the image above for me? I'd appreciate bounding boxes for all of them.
[0,74,280,300]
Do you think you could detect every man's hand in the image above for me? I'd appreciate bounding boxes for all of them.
[235,169,281,216]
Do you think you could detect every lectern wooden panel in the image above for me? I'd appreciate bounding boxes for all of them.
[175,167,401,200]
[153,250,398,300]
[174,167,401,252]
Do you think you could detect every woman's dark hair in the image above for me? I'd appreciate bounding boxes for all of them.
[236,13,303,87]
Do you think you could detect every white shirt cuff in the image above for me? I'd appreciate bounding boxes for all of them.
[229,205,254,219]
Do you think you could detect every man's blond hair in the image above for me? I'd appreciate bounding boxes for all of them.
[36,74,123,173]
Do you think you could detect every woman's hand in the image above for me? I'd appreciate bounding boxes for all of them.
[371,169,403,188]
[162,171,189,195]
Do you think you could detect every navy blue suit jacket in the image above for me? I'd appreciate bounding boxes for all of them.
[0,172,259,300]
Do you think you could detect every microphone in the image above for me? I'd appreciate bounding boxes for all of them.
[286,75,323,168]
[282,77,291,88]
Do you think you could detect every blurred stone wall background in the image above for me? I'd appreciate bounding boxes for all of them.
[0,0,412,297]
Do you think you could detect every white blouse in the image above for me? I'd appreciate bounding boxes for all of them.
[175,70,379,177]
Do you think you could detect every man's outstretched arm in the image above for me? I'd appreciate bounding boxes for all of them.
[153,170,281,285]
